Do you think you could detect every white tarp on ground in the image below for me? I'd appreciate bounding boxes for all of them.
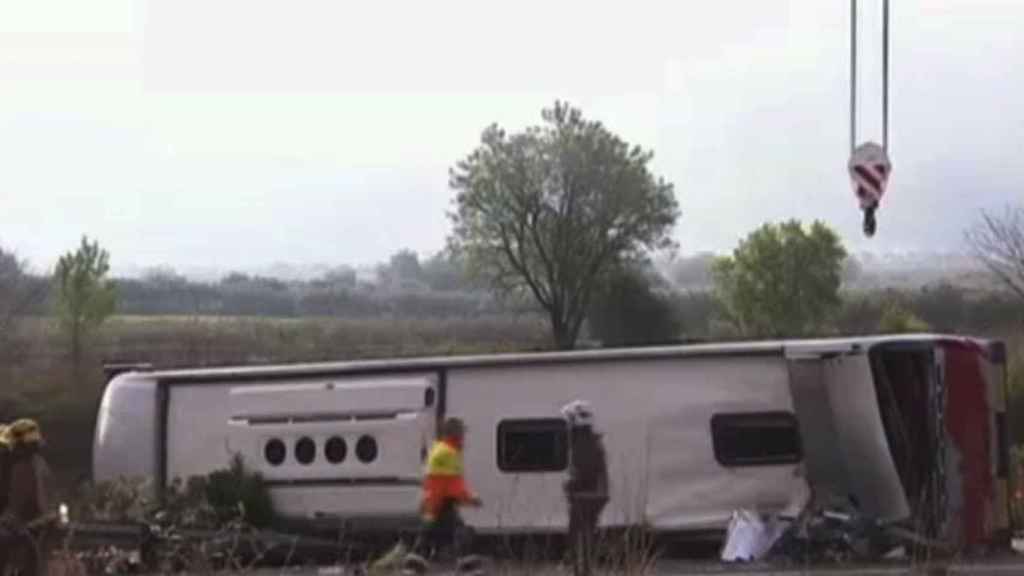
[720,476,811,562]
[720,509,789,562]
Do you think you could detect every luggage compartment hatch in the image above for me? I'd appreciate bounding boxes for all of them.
[229,374,438,421]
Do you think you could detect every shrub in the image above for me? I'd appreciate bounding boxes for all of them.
[199,453,276,528]
[878,301,931,334]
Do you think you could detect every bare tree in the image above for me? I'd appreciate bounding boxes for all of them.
[965,205,1024,301]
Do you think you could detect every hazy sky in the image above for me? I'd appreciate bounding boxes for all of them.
[2,0,1022,276]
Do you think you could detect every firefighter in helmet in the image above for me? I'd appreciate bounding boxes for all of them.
[0,422,16,574]
[0,418,56,576]
[561,400,610,576]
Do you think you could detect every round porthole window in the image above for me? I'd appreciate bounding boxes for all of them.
[356,435,378,464]
[295,437,316,465]
[325,436,348,464]
[265,438,286,466]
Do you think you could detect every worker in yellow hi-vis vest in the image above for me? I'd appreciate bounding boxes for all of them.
[403,417,484,575]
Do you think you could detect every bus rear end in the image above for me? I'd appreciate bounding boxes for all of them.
[868,336,1012,552]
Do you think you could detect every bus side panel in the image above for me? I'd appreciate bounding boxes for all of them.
[448,356,801,534]
[644,357,800,530]
[166,384,234,483]
[165,374,439,521]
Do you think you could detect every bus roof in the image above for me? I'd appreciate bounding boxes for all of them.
[115,332,996,385]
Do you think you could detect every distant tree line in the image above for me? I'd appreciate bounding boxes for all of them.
[113,251,513,319]
[4,242,1020,344]
[4,249,515,319]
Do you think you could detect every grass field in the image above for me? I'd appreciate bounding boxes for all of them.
[9,313,550,367]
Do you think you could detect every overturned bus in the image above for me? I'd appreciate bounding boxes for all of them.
[92,333,1013,552]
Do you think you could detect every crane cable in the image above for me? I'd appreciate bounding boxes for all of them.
[850,0,890,238]
[850,0,856,155]
[851,0,890,154]
[883,0,889,153]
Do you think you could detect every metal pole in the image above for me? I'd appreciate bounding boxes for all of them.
[850,0,857,154]
[882,0,889,152]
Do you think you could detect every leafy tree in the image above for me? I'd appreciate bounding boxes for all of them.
[53,236,117,370]
[586,263,681,347]
[448,101,679,349]
[712,220,847,338]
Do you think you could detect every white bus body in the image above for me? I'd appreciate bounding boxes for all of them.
[92,334,1012,549]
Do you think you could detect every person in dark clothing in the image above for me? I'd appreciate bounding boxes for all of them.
[0,423,12,574]
[0,419,55,576]
[0,424,11,510]
[561,401,610,576]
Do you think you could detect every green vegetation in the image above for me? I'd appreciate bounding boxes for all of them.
[878,301,932,334]
[53,235,117,374]
[73,453,274,528]
[448,100,680,350]
[712,220,847,338]
[586,263,682,347]
[195,453,276,528]
[64,456,276,573]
